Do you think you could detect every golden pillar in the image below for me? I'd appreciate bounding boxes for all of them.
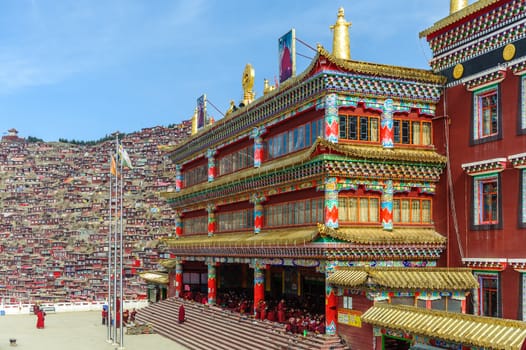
[450,0,468,14]
[330,7,351,60]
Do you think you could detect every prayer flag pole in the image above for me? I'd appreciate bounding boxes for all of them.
[113,135,119,345]
[119,145,125,349]
[107,152,113,343]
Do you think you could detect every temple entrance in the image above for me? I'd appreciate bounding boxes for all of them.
[182,261,208,296]
[382,335,411,350]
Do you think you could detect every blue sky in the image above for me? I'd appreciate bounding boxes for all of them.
[0,0,449,142]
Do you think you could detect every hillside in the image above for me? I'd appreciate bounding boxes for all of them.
[0,122,191,304]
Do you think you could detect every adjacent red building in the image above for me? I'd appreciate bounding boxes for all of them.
[422,0,526,320]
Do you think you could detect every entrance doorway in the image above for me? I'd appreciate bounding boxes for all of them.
[382,335,411,350]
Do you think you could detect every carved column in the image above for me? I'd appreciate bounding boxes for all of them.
[250,194,266,234]
[207,148,217,182]
[207,262,217,305]
[175,164,183,192]
[325,261,338,336]
[207,204,216,237]
[381,98,394,148]
[174,210,183,238]
[381,179,393,230]
[175,262,183,298]
[250,127,266,168]
[324,177,339,229]
[253,260,265,316]
[324,93,339,143]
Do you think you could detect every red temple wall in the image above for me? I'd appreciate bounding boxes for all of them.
[337,293,374,350]
[434,72,526,263]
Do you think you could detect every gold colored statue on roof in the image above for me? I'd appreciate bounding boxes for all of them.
[330,7,351,60]
[242,64,255,105]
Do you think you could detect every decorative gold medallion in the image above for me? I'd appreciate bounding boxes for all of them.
[503,43,516,61]
[453,63,464,79]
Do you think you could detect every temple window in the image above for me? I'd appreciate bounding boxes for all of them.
[521,170,526,227]
[472,174,500,228]
[217,209,253,232]
[475,272,500,317]
[184,164,207,187]
[183,215,207,235]
[338,196,380,223]
[267,119,323,160]
[521,75,526,133]
[392,198,432,224]
[265,198,323,227]
[339,115,379,142]
[393,119,432,145]
[472,85,501,144]
[218,145,254,176]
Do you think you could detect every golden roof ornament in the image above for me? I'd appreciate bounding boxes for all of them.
[263,79,275,95]
[330,7,351,60]
[241,63,255,105]
[450,0,468,14]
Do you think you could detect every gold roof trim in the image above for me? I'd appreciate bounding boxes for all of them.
[419,0,499,38]
[159,259,179,269]
[317,46,445,84]
[318,138,447,164]
[162,227,318,248]
[139,271,169,285]
[328,267,478,290]
[162,142,314,200]
[362,304,526,350]
[318,223,447,245]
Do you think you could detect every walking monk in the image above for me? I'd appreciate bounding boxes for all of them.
[36,309,45,329]
[178,304,186,324]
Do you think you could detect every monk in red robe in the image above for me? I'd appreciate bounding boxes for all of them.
[36,310,45,329]
[178,304,186,324]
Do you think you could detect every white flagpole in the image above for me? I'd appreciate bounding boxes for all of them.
[107,152,113,343]
[119,145,125,349]
[113,136,119,345]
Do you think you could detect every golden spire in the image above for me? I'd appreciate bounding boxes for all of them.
[330,7,351,60]
[191,108,198,135]
[450,0,468,14]
[241,64,255,105]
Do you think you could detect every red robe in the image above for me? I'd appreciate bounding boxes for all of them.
[178,304,185,323]
[36,310,45,329]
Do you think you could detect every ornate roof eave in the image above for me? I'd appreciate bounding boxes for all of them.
[318,223,447,246]
[317,138,447,165]
[362,304,526,350]
[139,271,169,285]
[316,45,446,85]
[161,140,446,206]
[327,266,478,290]
[419,0,500,39]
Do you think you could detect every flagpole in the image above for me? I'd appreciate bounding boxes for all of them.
[119,144,125,349]
[107,153,113,343]
[113,135,119,345]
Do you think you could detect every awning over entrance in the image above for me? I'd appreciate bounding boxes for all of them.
[318,224,446,245]
[327,267,478,290]
[162,227,318,248]
[362,304,526,350]
[139,271,169,285]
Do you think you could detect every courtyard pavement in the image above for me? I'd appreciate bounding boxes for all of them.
[0,311,188,350]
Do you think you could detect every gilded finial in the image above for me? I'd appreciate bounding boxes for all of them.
[330,7,351,60]
[241,64,255,105]
[450,0,468,14]
[191,108,198,135]
[263,79,275,95]
[225,100,237,117]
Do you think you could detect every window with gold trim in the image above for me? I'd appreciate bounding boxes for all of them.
[338,196,380,223]
[339,115,379,142]
[393,198,432,224]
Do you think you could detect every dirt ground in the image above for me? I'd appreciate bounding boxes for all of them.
[0,310,188,350]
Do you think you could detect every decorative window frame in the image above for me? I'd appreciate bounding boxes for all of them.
[508,153,526,227]
[519,75,526,134]
[470,84,502,145]
[470,173,502,230]
[473,270,501,318]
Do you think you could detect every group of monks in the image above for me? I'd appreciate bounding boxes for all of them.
[182,290,326,335]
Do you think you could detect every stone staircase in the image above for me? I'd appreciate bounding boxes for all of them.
[136,298,350,350]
